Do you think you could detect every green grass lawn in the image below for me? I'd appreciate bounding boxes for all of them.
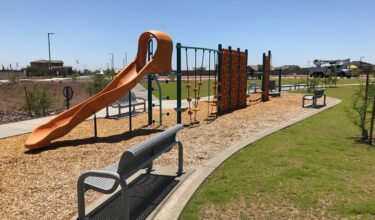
[140,78,363,100]
[180,85,375,219]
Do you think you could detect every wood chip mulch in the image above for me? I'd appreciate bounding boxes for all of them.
[0,93,335,220]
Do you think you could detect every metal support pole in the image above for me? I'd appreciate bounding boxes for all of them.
[228,46,232,109]
[217,44,222,113]
[147,76,152,125]
[369,95,375,144]
[93,113,97,138]
[176,43,182,124]
[237,48,241,107]
[177,139,185,176]
[261,53,266,97]
[147,40,153,125]
[129,91,132,132]
[278,68,282,96]
[245,49,248,98]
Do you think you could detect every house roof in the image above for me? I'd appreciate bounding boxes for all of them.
[30,59,63,64]
[350,61,373,66]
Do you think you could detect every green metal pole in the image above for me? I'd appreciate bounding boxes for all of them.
[245,49,248,99]
[128,91,132,131]
[278,68,282,97]
[237,48,241,107]
[261,52,266,99]
[369,95,375,144]
[217,44,222,113]
[147,40,153,125]
[176,43,182,124]
[228,46,232,109]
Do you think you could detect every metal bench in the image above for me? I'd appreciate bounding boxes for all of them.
[302,89,326,108]
[106,92,146,117]
[248,82,259,94]
[76,124,184,220]
[269,80,280,97]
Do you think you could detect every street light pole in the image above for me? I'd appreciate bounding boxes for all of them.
[109,53,114,70]
[48,33,55,77]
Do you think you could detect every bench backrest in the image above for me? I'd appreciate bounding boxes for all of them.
[249,82,257,88]
[269,80,276,91]
[117,92,137,104]
[117,124,184,178]
[314,89,325,98]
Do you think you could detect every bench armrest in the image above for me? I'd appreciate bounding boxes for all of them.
[111,101,121,108]
[303,95,311,99]
[79,170,120,181]
[77,170,121,219]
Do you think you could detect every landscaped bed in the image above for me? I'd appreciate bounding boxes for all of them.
[0,81,90,125]
[0,93,334,220]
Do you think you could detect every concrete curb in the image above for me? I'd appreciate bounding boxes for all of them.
[152,97,342,220]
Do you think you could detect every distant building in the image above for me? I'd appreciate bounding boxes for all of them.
[350,61,374,72]
[30,59,63,70]
[29,59,72,76]
[248,65,259,71]
[280,65,301,70]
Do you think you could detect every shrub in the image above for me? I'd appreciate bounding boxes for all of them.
[326,73,337,88]
[22,86,54,116]
[9,72,17,84]
[86,74,111,96]
[307,77,320,92]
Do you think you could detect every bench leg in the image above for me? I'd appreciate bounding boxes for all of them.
[146,162,153,174]
[324,95,326,106]
[119,107,121,116]
[77,177,86,220]
[177,139,185,176]
[119,181,130,220]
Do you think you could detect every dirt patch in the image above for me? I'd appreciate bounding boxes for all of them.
[0,81,90,124]
[0,93,334,220]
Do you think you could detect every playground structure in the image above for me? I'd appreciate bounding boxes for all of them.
[261,51,271,102]
[175,43,248,125]
[24,30,281,149]
[24,30,173,149]
[248,50,280,103]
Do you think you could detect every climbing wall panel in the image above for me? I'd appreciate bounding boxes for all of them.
[218,48,247,112]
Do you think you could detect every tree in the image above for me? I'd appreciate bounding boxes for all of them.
[350,75,375,142]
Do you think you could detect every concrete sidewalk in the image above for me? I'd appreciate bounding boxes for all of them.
[0,105,142,139]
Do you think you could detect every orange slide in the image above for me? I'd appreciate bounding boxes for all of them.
[25,30,173,149]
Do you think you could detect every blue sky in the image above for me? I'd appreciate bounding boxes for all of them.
[1,0,374,70]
